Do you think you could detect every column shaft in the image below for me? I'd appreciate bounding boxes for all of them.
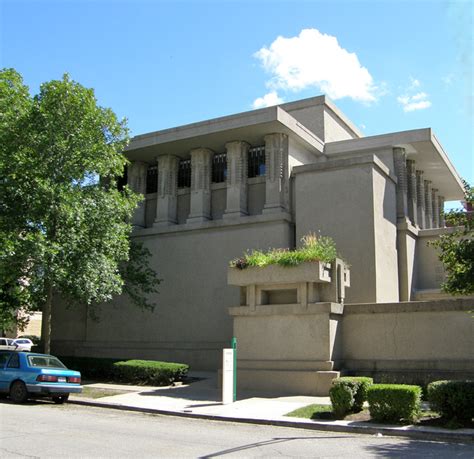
[406,159,418,226]
[432,188,439,228]
[224,141,249,218]
[424,180,433,229]
[263,133,289,214]
[128,161,148,227]
[187,148,213,223]
[438,195,445,227]
[393,148,409,222]
[154,155,179,226]
[416,170,426,229]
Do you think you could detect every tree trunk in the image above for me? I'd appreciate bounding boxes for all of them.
[41,281,53,354]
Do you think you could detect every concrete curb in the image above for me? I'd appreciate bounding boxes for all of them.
[69,399,474,444]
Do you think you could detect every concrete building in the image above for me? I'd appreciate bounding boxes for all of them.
[52,96,473,390]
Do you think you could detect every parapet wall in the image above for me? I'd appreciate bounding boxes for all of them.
[341,298,474,382]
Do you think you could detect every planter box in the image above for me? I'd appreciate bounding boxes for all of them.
[228,261,332,287]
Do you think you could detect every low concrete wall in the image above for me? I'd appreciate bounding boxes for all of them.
[341,298,474,382]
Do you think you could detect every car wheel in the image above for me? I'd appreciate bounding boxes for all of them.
[52,394,69,404]
[10,381,28,403]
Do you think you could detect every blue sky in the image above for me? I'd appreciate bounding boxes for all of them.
[1,0,473,202]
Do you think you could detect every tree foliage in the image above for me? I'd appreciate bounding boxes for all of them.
[0,69,160,348]
[431,180,474,296]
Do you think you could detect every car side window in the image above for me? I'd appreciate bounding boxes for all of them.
[7,353,20,368]
[0,353,11,366]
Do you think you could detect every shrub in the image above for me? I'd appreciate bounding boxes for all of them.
[229,232,338,269]
[427,380,474,422]
[58,356,189,385]
[329,380,356,418]
[330,377,373,416]
[367,384,422,424]
[339,376,373,412]
[112,360,189,385]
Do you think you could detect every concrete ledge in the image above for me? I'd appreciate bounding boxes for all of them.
[132,211,293,237]
[341,359,474,373]
[229,302,344,316]
[344,298,473,314]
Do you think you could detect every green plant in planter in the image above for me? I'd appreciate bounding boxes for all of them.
[229,232,337,269]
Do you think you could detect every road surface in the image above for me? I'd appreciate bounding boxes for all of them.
[0,401,472,458]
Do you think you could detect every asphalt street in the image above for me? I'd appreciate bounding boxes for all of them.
[0,401,473,458]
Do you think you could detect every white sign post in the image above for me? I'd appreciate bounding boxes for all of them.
[222,348,234,404]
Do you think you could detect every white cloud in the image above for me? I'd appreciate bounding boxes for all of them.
[409,77,420,89]
[397,92,432,112]
[253,28,377,103]
[252,91,284,109]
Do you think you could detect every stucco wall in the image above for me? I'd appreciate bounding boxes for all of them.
[294,159,376,303]
[414,228,451,291]
[52,217,293,369]
[341,299,474,380]
[372,167,399,302]
[323,107,358,142]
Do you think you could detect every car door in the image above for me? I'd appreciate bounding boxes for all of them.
[0,352,13,391]
[1,353,22,389]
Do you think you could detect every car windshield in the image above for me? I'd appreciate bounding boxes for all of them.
[27,355,66,369]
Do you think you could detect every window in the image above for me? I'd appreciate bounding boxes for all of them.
[146,165,158,193]
[28,355,66,369]
[212,153,227,183]
[7,353,20,368]
[178,159,191,188]
[248,146,265,178]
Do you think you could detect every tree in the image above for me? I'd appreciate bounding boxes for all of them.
[431,180,474,296]
[0,69,160,352]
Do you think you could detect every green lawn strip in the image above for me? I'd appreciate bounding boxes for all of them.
[285,404,333,420]
[74,387,130,399]
[285,404,473,429]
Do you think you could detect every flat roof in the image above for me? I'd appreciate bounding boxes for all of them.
[126,105,325,161]
[325,128,464,200]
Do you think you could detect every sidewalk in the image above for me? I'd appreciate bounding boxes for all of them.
[69,371,474,443]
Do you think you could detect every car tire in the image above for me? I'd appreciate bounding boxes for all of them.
[52,394,69,404]
[10,381,28,403]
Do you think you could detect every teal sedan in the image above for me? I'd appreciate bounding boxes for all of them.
[0,351,82,404]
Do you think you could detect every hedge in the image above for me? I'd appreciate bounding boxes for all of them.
[113,360,189,386]
[427,380,474,422]
[367,384,421,423]
[58,356,188,385]
[329,376,373,417]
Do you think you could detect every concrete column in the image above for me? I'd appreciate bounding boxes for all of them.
[263,133,289,214]
[128,161,148,227]
[187,147,213,223]
[224,141,249,218]
[406,159,418,227]
[154,155,179,226]
[432,188,439,228]
[424,180,433,229]
[438,195,445,227]
[416,170,426,229]
[393,147,409,222]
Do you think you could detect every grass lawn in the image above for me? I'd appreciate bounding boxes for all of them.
[73,387,130,399]
[285,404,474,429]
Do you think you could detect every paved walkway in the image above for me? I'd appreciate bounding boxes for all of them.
[69,371,474,443]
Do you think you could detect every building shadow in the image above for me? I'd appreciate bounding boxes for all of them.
[199,435,352,458]
[363,438,474,458]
